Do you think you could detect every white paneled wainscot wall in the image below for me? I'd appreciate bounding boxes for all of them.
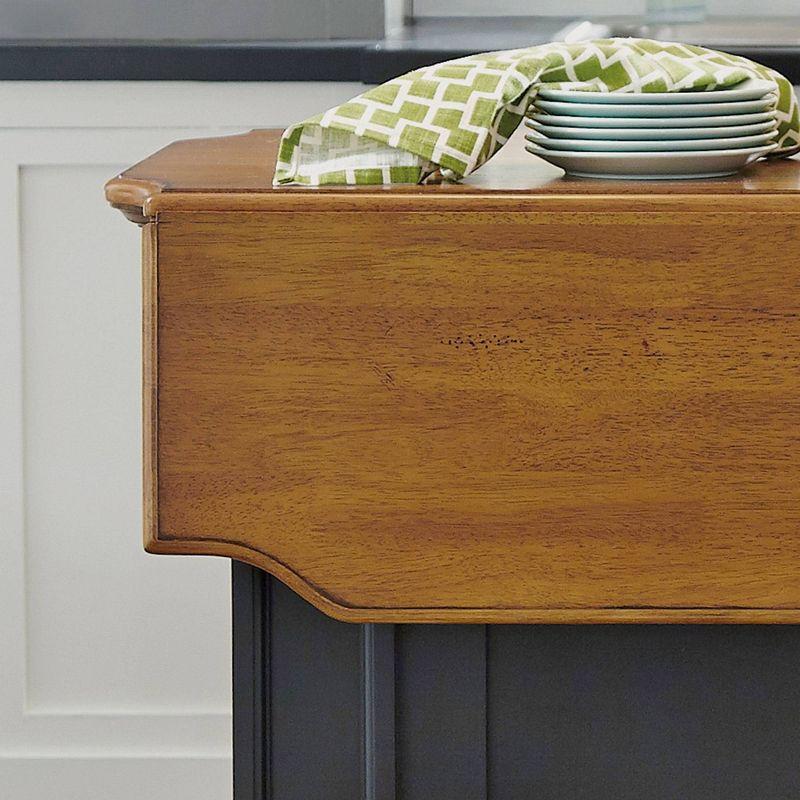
[0,81,361,800]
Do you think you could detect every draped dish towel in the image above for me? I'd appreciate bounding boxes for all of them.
[274,38,800,186]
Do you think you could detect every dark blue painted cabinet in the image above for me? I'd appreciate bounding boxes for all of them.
[233,562,800,800]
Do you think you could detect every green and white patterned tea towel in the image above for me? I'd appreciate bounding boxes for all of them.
[274,38,800,185]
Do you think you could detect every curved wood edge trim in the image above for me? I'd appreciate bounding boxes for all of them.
[106,177,165,223]
[110,203,150,226]
[143,533,800,624]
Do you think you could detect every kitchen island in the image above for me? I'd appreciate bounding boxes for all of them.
[107,127,800,622]
[104,128,800,799]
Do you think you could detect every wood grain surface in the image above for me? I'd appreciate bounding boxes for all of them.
[143,202,800,623]
[105,129,800,223]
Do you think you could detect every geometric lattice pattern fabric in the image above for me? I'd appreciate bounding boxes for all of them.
[274,38,800,185]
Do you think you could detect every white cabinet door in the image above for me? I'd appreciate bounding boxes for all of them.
[0,81,361,800]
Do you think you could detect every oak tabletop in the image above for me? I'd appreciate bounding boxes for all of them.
[106,127,800,221]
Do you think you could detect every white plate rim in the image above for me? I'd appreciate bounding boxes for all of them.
[524,117,779,140]
[524,131,777,152]
[536,78,775,105]
[524,142,779,159]
[526,111,777,128]
[535,97,775,118]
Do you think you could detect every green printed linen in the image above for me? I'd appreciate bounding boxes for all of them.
[274,38,800,185]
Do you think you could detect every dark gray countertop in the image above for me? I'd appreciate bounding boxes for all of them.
[1,17,799,84]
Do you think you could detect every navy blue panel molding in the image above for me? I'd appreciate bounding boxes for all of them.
[233,563,403,800]
[269,573,363,800]
[232,563,800,800]
[363,624,396,800]
[232,560,269,800]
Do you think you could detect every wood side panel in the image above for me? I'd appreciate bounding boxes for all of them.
[151,208,800,623]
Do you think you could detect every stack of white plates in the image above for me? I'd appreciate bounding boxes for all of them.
[525,78,779,179]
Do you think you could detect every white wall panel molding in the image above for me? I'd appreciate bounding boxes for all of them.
[0,128,234,768]
[0,81,358,799]
[2,756,230,800]
[0,81,364,129]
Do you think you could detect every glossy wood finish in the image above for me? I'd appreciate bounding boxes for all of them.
[105,129,800,220]
[107,129,800,623]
